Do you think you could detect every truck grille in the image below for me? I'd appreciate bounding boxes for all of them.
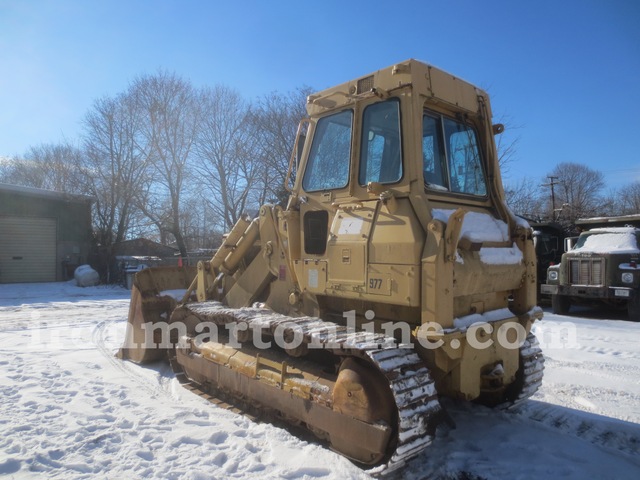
[569,258,604,285]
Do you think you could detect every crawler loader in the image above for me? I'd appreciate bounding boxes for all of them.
[119,59,544,473]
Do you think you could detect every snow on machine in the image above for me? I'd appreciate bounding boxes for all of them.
[119,59,544,473]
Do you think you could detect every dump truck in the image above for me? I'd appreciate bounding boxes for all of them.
[119,59,544,472]
[542,215,640,321]
[530,222,566,300]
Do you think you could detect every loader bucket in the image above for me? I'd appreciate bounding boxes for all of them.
[118,265,197,364]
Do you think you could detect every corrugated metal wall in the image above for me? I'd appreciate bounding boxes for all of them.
[0,216,57,283]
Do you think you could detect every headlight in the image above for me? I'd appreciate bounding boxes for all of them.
[548,271,558,281]
[622,272,634,284]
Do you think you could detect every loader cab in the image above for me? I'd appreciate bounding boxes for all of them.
[287,59,534,330]
[298,101,490,195]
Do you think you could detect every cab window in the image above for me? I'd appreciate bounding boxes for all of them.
[423,112,487,196]
[359,99,402,185]
[302,110,352,192]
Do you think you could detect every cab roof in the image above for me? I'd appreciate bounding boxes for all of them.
[306,59,487,117]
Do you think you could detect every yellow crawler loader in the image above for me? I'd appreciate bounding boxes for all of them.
[119,59,544,473]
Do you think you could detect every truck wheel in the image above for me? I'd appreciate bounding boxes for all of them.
[628,293,640,322]
[551,294,571,315]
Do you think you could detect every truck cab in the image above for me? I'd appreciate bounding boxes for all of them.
[542,221,640,321]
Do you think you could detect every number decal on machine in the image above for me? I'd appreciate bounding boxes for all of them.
[367,272,391,295]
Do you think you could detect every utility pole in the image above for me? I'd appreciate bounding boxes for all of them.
[542,176,559,221]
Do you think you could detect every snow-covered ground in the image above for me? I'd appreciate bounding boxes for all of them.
[0,282,639,479]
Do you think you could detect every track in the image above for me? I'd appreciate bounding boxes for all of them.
[173,301,443,474]
[499,332,545,408]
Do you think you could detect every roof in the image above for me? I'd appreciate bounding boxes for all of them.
[584,227,639,234]
[576,214,640,229]
[306,59,485,117]
[112,238,178,257]
[0,183,94,203]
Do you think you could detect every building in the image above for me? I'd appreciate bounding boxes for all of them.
[111,238,179,258]
[0,183,93,283]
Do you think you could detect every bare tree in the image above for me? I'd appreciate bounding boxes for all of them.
[608,181,640,215]
[621,181,640,214]
[130,71,200,258]
[548,162,605,225]
[252,87,312,205]
[504,177,546,220]
[0,156,12,181]
[195,85,259,231]
[83,93,149,247]
[1,143,87,193]
[494,113,523,176]
[177,195,224,250]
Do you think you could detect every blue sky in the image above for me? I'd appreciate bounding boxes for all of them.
[1,0,639,190]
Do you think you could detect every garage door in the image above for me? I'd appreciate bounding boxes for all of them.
[0,217,57,283]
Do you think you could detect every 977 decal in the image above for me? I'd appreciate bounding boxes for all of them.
[367,274,390,295]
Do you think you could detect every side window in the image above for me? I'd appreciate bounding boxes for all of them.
[302,110,352,192]
[422,111,487,196]
[444,118,486,196]
[359,99,402,186]
[422,114,447,189]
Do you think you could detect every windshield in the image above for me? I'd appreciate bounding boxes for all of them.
[423,112,487,196]
[573,231,640,254]
[302,110,352,192]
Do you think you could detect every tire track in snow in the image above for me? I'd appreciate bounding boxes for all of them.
[544,356,640,389]
[512,400,640,457]
[404,399,640,480]
[91,319,179,401]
